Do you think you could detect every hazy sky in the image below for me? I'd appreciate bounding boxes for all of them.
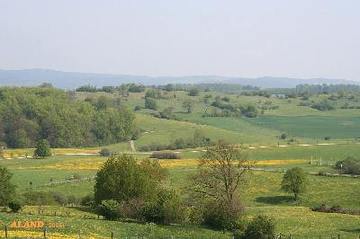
[1,0,359,80]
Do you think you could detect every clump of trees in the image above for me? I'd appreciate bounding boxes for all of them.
[311,100,335,111]
[0,87,136,148]
[281,167,307,201]
[335,157,360,175]
[138,130,212,152]
[94,154,185,224]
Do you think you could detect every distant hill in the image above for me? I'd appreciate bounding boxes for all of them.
[0,69,357,89]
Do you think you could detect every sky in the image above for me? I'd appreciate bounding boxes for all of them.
[0,0,359,81]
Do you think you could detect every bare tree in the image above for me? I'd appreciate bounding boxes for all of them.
[190,141,253,229]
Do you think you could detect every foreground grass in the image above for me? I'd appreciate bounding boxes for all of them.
[0,205,359,239]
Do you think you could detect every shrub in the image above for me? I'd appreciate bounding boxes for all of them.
[97,200,120,220]
[202,200,243,230]
[81,194,95,207]
[33,139,51,158]
[237,215,275,239]
[8,201,22,213]
[150,152,180,159]
[312,204,360,215]
[52,192,68,205]
[280,133,287,140]
[145,97,157,110]
[99,148,112,157]
[94,155,166,204]
[141,189,185,224]
[188,88,199,96]
[311,100,335,111]
[335,157,360,175]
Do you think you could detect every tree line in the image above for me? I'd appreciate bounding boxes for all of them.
[0,87,136,148]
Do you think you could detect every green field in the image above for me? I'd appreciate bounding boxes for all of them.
[1,89,360,238]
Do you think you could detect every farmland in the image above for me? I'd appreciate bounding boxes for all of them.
[0,86,360,238]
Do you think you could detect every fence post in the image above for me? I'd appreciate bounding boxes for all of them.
[4,225,8,239]
[111,231,114,239]
[338,234,340,239]
[43,226,47,239]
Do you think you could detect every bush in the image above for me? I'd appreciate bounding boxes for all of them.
[335,157,360,175]
[33,139,51,158]
[188,88,199,96]
[94,155,166,204]
[311,100,335,111]
[202,200,243,230]
[141,190,185,224]
[145,97,157,110]
[52,192,68,205]
[8,201,22,213]
[238,215,275,239]
[150,152,180,159]
[99,148,112,157]
[97,200,120,220]
[312,204,360,215]
[81,194,95,207]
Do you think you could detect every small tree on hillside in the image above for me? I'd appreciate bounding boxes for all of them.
[34,139,51,158]
[281,167,307,201]
[182,99,194,113]
[145,97,157,110]
[0,166,16,206]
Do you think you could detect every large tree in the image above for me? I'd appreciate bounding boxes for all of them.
[94,154,166,203]
[281,167,307,201]
[0,166,16,205]
[191,142,252,229]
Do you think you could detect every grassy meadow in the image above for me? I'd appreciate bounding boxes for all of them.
[1,89,360,238]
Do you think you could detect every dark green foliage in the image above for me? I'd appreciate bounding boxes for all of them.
[94,155,166,203]
[81,194,95,207]
[280,133,287,140]
[99,148,112,157]
[335,157,360,175]
[238,215,275,239]
[141,189,185,224]
[202,200,243,230]
[97,200,121,220]
[188,88,199,96]
[0,166,16,206]
[240,105,258,118]
[159,107,175,119]
[8,201,23,213]
[145,97,157,110]
[33,139,51,158]
[311,100,335,111]
[281,167,307,201]
[0,87,135,148]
